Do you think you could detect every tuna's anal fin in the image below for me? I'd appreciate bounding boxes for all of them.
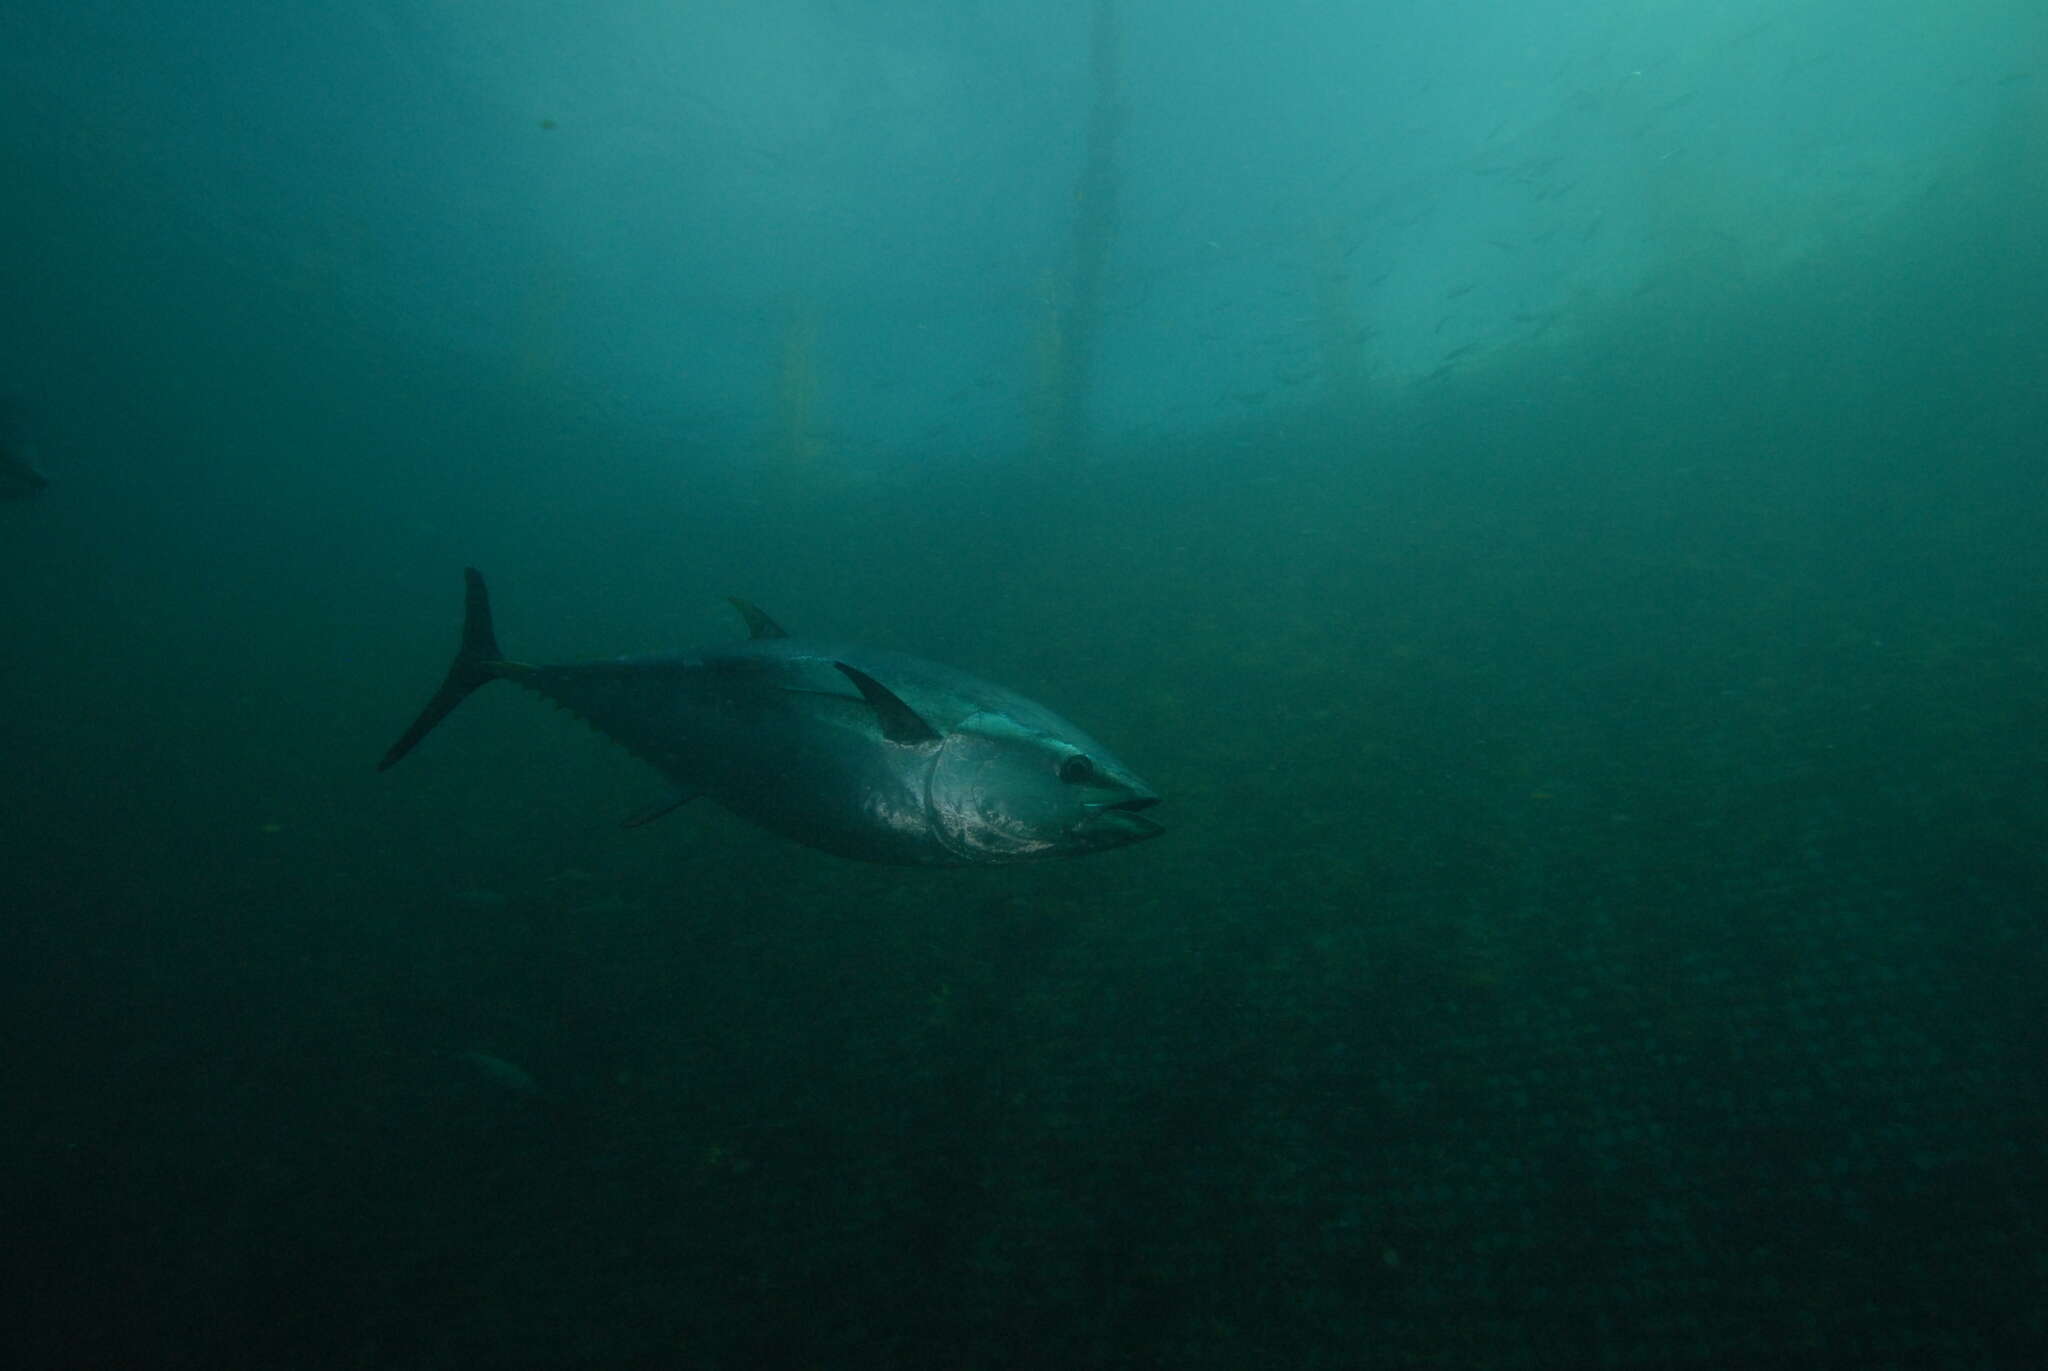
[834,662,941,745]
[727,597,788,640]
[378,567,508,771]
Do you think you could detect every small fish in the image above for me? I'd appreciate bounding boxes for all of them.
[381,570,1163,865]
[453,1050,543,1097]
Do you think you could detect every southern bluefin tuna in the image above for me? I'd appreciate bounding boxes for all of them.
[380,569,1162,865]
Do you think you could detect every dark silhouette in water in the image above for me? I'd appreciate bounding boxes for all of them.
[0,419,46,498]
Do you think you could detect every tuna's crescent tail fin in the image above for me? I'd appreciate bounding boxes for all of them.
[378,567,507,771]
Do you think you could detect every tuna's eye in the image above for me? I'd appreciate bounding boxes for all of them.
[1059,754,1097,785]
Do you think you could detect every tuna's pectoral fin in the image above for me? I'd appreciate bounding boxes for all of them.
[622,787,697,829]
[833,662,941,745]
[378,567,508,771]
[726,597,788,640]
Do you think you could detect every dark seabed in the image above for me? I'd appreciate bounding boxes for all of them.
[3,4,2046,1368]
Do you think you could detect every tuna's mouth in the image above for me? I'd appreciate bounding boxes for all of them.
[1081,794,1164,843]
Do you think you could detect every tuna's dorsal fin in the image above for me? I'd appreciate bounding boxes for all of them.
[622,786,697,829]
[726,597,787,640]
[834,662,941,745]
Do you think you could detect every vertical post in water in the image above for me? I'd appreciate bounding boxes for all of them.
[1041,0,1122,476]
